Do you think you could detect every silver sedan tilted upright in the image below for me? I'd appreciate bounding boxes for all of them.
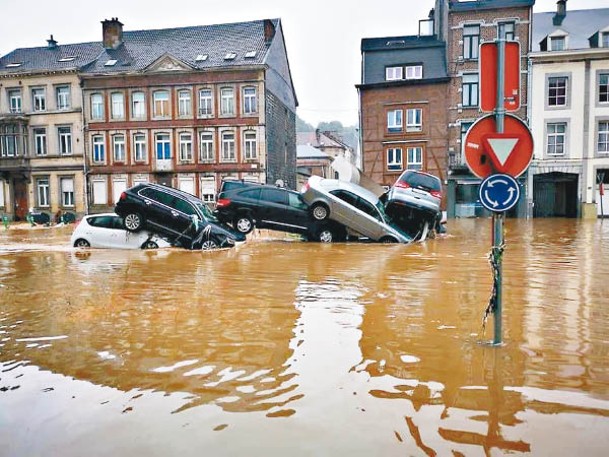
[300,176,412,243]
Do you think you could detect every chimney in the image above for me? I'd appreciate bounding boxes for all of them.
[102,17,124,50]
[47,35,58,49]
[263,19,276,44]
[553,0,567,26]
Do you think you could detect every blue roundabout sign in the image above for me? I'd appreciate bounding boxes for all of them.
[479,173,520,213]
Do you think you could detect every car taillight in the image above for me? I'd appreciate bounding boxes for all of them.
[302,182,310,192]
[216,198,231,208]
[394,180,411,189]
[119,191,127,201]
[430,190,442,199]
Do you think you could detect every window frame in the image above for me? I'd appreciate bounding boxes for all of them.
[462,73,479,107]
[155,132,171,160]
[597,120,609,155]
[58,126,72,155]
[36,177,50,207]
[498,21,515,41]
[111,92,125,119]
[598,72,609,105]
[406,146,423,170]
[178,89,192,117]
[386,147,403,171]
[55,85,71,110]
[198,88,214,117]
[179,132,193,162]
[133,133,147,162]
[131,91,146,119]
[405,65,423,80]
[546,121,568,157]
[242,86,258,115]
[32,87,46,112]
[92,135,106,163]
[463,24,480,60]
[406,108,422,132]
[220,131,236,162]
[385,66,403,81]
[8,89,22,114]
[91,93,104,120]
[546,74,570,109]
[243,130,257,160]
[153,90,170,118]
[550,36,566,51]
[387,109,403,133]
[33,128,47,156]
[60,176,75,208]
[220,87,235,116]
[112,134,126,162]
[199,131,214,162]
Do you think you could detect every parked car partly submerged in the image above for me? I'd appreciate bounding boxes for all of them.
[301,176,412,243]
[383,170,443,237]
[215,179,347,242]
[115,183,245,250]
[71,213,171,250]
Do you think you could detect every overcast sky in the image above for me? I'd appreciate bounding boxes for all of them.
[0,0,606,127]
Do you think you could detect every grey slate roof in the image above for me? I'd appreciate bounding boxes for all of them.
[449,0,534,12]
[297,144,332,160]
[0,19,279,75]
[532,8,609,52]
[360,36,448,86]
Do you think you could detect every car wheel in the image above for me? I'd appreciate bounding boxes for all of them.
[380,236,398,243]
[311,203,329,221]
[142,240,159,249]
[124,212,144,232]
[234,215,254,234]
[201,239,219,250]
[317,228,334,243]
[73,238,90,248]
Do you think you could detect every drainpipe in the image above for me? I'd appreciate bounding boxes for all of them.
[80,77,89,216]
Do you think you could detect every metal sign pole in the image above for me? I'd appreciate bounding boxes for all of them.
[492,36,506,345]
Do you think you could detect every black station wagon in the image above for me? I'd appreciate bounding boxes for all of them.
[115,183,245,250]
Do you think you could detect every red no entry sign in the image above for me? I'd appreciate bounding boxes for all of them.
[464,114,533,179]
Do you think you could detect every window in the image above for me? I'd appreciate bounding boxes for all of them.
[550,36,565,51]
[111,92,124,119]
[199,89,213,116]
[155,133,171,160]
[92,180,107,205]
[602,32,609,48]
[200,176,216,202]
[179,132,193,162]
[548,76,568,107]
[599,73,609,103]
[462,74,479,107]
[91,93,104,120]
[92,135,105,163]
[387,147,402,171]
[244,131,257,160]
[386,67,403,81]
[463,25,480,60]
[178,90,191,116]
[56,86,70,110]
[243,87,257,114]
[32,88,46,112]
[406,109,422,132]
[60,177,74,207]
[58,126,72,155]
[113,134,125,162]
[133,134,147,162]
[112,179,127,204]
[547,122,566,156]
[37,178,50,207]
[221,131,235,161]
[498,22,515,41]
[2,129,17,157]
[132,91,146,119]
[34,128,47,156]
[405,65,422,80]
[8,89,21,113]
[199,131,214,162]
[407,147,423,170]
[220,87,235,115]
[153,90,170,117]
[598,121,609,154]
[387,109,403,133]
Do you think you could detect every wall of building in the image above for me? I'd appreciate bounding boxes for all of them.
[265,91,296,189]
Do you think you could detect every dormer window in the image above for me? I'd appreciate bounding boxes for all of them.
[6,63,22,68]
[405,65,423,80]
[386,66,403,81]
[245,51,257,58]
[104,59,117,67]
[195,54,208,62]
[58,56,76,62]
[602,32,609,48]
[550,36,566,51]
[224,52,236,60]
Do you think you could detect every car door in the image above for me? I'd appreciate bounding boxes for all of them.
[286,192,312,232]
[259,188,289,231]
[138,187,174,232]
[351,197,385,240]
[328,190,360,228]
[170,197,201,244]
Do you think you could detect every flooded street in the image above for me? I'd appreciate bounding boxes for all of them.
[1,219,608,456]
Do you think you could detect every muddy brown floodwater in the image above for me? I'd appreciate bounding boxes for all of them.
[1,219,608,456]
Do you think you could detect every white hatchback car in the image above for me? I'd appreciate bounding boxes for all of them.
[71,213,171,249]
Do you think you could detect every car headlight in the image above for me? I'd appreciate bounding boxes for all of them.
[225,237,235,245]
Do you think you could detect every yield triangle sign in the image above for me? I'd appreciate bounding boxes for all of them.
[482,134,522,174]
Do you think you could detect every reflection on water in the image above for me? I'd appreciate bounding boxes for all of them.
[1,220,608,456]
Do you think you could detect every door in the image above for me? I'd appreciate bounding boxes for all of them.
[533,173,578,218]
[13,178,28,221]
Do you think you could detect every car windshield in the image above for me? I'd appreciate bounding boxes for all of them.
[195,202,218,222]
